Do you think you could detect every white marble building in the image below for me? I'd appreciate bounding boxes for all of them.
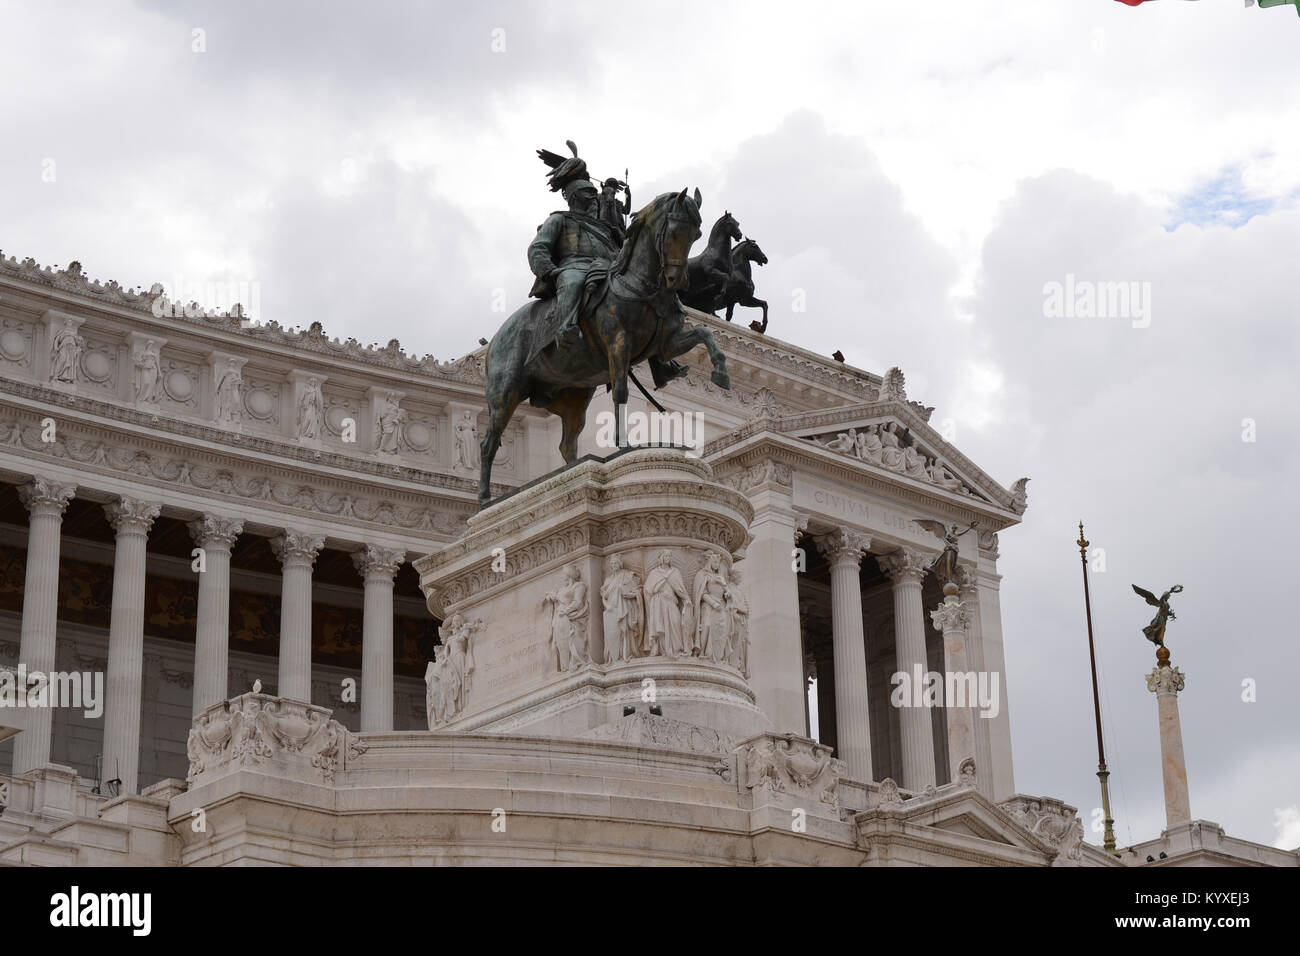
[0,253,1292,867]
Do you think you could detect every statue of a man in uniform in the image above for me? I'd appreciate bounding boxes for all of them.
[527,175,620,345]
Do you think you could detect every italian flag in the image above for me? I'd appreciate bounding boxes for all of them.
[1248,0,1300,15]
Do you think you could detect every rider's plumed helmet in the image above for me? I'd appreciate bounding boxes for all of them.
[561,178,598,202]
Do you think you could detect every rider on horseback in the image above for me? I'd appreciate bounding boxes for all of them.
[529,148,687,389]
[528,176,620,349]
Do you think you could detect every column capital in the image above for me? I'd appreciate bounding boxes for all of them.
[18,476,77,517]
[352,544,404,580]
[104,496,161,536]
[878,547,932,585]
[813,527,871,568]
[271,529,325,568]
[930,594,970,633]
[1146,664,1185,695]
[188,513,244,550]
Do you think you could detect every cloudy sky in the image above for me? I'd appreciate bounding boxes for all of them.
[3,0,1297,849]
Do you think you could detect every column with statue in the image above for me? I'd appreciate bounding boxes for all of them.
[1133,583,1191,829]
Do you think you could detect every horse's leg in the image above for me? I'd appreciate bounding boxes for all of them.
[592,306,631,447]
[479,382,523,507]
[549,387,595,464]
[660,324,730,390]
[741,295,768,333]
[725,301,735,322]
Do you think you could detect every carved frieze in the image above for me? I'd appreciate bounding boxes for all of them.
[0,413,468,537]
[0,254,486,382]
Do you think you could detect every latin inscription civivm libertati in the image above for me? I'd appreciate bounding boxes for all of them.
[792,475,951,548]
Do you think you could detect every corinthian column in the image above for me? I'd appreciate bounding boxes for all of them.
[1147,652,1191,828]
[271,530,325,703]
[813,527,873,782]
[14,476,76,774]
[352,545,404,732]
[931,583,975,784]
[880,548,936,791]
[188,514,243,716]
[102,496,161,794]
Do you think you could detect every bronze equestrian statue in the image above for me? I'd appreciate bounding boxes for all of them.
[478,153,731,506]
[680,211,742,314]
[720,238,769,332]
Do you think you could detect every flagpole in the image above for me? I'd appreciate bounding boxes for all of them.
[1077,521,1118,854]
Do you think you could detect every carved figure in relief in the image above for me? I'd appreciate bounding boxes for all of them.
[298,377,324,440]
[133,339,161,404]
[543,564,590,671]
[902,443,929,480]
[599,553,644,663]
[929,459,963,491]
[435,612,481,720]
[49,318,83,384]
[425,649,448,727]
[454,411,480,470]
[215,360,244,426]
[880,422,904,470]
[856,423,883,464]
[644,550,691,657]
[374,392,405,454]
[825,427,856,455]
[725,566,749,676]
[694,551,731,662]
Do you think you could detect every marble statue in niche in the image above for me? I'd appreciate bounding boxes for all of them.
[374,392,405,454]
[543,563,590,671]
[298,377,324,440]
[215,360,244,427]
[49,318,83,384]
[599,552,644,663]
[454,410,480,470]
[644,550,691,657]
[133,339,161,404]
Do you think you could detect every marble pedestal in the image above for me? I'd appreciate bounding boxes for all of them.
[414,448,769,742]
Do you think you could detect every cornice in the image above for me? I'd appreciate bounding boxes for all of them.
[681,308,884,404]
[0,403,473,540]
[0,255,486,385]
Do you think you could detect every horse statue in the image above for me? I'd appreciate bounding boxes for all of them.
[478,188,731,506]
[679,210,742,314]
[720,238,769,333]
